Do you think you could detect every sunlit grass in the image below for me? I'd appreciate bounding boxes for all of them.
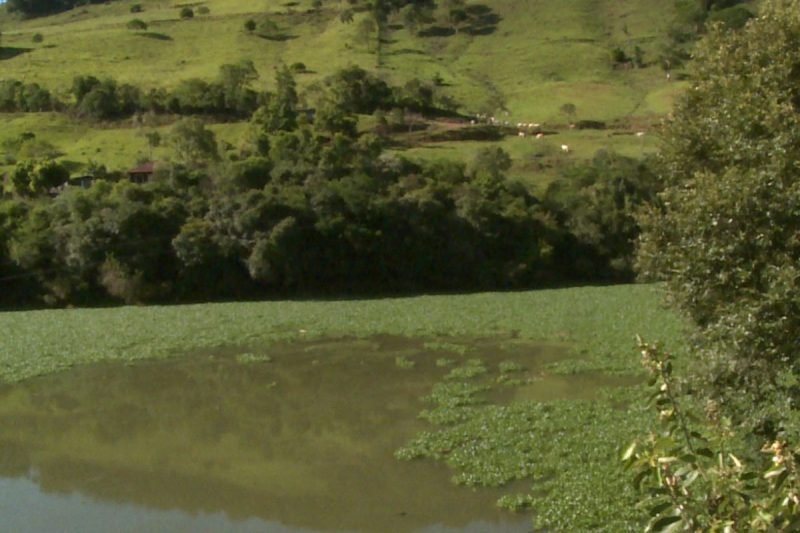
[0,0,683,181]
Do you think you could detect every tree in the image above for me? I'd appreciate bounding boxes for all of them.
[340,8,354,24]
[179,6,194,19]
[256,17,281,39]
[355,17,378,52]
[7,159,69,196]
[218,60,259,115]
[126,19,147,30]
[439,0,465,31]
[560,102,576,120]
[251,66,298,134]
[145,131,161,159]
[169,118,219,164]
[544,151,660,280]
[636,0,800,430]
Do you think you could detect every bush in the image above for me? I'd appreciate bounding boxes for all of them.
[290,62,307,73]
[637,0,800,431]
[0,80,54,112]
[610,46,630,64]
[179,7,194,19]
[126,18,148,30]
[707,5,754,30]
[31,33,43,43]
[130,3,143,13]
[197,6,209,15]
[244,19,256,32]
[255,17,280,39]
[546,150,660,280]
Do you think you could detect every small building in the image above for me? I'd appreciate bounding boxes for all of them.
[127,162,156,184]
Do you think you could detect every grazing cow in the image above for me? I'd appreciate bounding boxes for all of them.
[518,131,526,137]
[470,119,476,125]
[536,133,545,139]
[561,144,570,153]
[636,131,645,137]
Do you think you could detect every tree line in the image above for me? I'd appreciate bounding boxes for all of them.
[0,64,658,307]
[0,62,456,123]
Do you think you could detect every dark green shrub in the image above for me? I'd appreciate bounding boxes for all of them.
[31,33,44,43]
[610,46,629,64]
[179,7,194,19]
[244,18,256,32]
[126,18,148,30]
[707,5,754,30]
[130,3,143,13]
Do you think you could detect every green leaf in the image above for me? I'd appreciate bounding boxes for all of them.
[622,441,638,461]
[695,447,714,458]
[764,466,787,479]
[634,469,650,491]
[648,500,674,517]
[649,515,682,532]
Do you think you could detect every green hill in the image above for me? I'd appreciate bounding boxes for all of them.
[0,0,690,183]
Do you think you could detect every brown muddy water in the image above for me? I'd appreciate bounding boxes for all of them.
[0,336,633,533]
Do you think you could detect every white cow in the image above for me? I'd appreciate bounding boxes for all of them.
[561,144,570,153]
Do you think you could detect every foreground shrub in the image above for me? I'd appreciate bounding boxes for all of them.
[637,0,800,431]
[624,340,800,531]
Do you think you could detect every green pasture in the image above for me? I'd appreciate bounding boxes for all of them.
[396,126,660,190]
[0,112,250,173]
[0,0,680,121]
[0,0,687,177]
[0,110,658,189]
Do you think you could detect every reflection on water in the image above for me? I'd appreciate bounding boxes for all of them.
[0,336,624,532]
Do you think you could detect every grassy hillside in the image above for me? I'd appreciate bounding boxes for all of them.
[0,0,679,116]
[0,0,686,184]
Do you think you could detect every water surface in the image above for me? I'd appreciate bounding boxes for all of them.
[0,335,626,532]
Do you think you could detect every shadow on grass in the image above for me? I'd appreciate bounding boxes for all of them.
[60,160,84,173]
[418,26,456,38]
[258,33,298,42]
[138,32,173,41]
[0,47,33,61]
[417,5,501,38]
[389,48,427,56]
[462,4,501,36]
